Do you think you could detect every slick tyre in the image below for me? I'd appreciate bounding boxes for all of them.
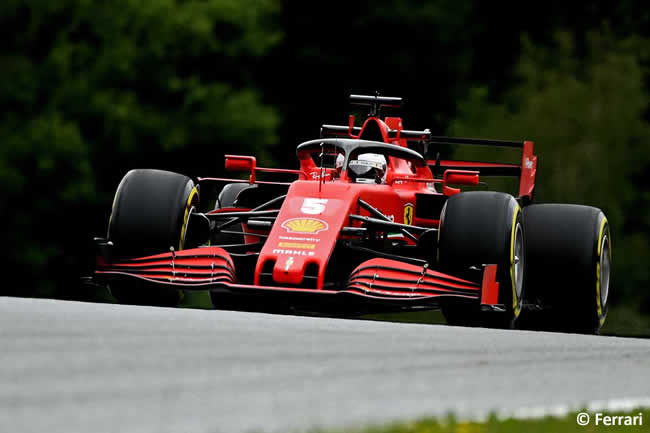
[211,183,249,245]
[520,204,611,334]
[438,192,524,329]
[216,182,249,210]
[107,169,199,306]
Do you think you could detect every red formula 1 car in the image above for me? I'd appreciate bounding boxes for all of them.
[89,94,612,333]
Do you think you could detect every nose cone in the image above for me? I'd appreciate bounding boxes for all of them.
[255,182,353,288]
[271,247,316,285]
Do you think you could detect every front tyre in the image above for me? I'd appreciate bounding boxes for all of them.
[438,191,524,328]
[107,169,199,306]
[521,204,611,334]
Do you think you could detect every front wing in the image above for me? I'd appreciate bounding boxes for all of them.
[92,246,501,311]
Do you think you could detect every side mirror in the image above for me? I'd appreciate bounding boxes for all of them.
[442,169,479,196]
[225,155,256,183]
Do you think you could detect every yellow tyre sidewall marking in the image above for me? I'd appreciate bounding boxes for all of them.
[509,205,521,318]
[596,217,609,325]
[179,186,199,251]
[177,185,199,304]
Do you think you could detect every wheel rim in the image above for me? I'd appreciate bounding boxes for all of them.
[600,234,611,308]
[513,222,524,299]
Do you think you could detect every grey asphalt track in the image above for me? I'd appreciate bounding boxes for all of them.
[1,297,649,433]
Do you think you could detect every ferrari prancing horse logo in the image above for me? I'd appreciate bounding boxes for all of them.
[403,203,414,225]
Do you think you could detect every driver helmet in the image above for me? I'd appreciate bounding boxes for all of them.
[348,153,387,184]
[335,153,345,175]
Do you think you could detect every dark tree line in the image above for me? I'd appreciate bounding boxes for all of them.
[2,1,649,323]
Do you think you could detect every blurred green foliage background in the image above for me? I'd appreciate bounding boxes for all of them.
[1,1,648,328]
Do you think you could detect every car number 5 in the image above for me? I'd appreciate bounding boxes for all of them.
[301,198,328,214]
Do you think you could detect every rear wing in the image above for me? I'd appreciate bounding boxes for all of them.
[424,136,537,201]
[320,126,537,201]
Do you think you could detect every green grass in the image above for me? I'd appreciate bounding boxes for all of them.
[316,409,649,433]
[363,305,650,338]
[177,290,214,309]
[601,304,650,337]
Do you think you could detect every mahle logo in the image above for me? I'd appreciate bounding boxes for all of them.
[281,218,328,234]
[273,249,315,257]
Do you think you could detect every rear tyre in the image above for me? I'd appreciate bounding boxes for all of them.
[216,182,249,209]
[520,204,611,334]
[210,183,249,245]
[107,169,199,306]
[438,191,524,329]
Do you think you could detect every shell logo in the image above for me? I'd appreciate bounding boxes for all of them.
[281,218,328,234]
